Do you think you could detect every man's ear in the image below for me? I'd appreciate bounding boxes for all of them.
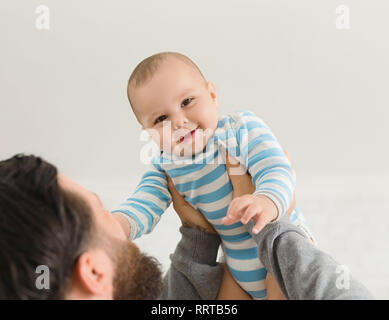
[73,249,114,299]
[207,81,217,104]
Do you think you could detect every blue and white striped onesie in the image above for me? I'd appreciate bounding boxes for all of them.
[113,110,314,299]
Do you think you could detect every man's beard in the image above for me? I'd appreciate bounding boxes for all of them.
[107,238,164,300]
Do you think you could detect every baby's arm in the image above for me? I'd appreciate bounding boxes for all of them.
[112,162,172,240]
[223,110,295,233]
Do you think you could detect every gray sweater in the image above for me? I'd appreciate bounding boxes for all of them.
[159,221,373,300]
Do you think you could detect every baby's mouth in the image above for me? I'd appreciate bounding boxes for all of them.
[178,127,198,143]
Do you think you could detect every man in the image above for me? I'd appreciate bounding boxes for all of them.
[0,153,225,299]
[0,154,373,299]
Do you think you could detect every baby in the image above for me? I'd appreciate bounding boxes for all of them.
[112,52,314,299]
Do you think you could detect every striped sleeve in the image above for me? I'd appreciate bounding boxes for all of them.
[235,110,296,221]
[112,162,171,240]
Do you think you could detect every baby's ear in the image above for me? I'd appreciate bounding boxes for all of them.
[207,81,217,101]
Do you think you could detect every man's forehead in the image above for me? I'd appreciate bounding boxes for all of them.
[58,174,84,193]
[57,174,105,227]
[58,174,97,206]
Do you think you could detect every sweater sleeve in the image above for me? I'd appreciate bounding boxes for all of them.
[234,110,296,221]
[159,227,224,300]
[112,162,171,240]
[246,220,374,300]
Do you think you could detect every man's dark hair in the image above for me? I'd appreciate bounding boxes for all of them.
[0,154,95,299]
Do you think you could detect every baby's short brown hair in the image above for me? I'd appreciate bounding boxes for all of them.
[127,52,205,110]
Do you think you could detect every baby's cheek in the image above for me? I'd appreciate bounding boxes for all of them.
[148,132,161,148]
[148,128,169,150]
[198,109,218,131]
[159,135,176,153]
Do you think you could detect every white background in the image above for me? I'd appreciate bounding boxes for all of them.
[1,0,388,298]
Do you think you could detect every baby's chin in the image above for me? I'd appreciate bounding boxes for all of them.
[170,144,203,158]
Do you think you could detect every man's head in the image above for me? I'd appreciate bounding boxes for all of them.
[128,52,219,156]
[0,154,163,299]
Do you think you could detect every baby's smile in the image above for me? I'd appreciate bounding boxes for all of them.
[178,127,198,143]
[170,125,210,157]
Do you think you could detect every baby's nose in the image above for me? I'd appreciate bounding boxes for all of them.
[172,114,189,130]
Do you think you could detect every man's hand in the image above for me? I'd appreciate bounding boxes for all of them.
[166,174,217,234]
[225,150,296,214]
[222,194,278,234]
[222,150,296,233]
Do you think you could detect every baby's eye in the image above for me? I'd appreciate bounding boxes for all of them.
[154,115,167,125]
[181,97,194,107]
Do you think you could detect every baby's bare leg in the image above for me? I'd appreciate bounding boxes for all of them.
[216,264,252,300]
[265,272,286,300]
[217,263,286,300]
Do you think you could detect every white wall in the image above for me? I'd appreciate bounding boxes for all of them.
[1,0,388,298]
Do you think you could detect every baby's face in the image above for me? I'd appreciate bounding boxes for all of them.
[130,58,218,156]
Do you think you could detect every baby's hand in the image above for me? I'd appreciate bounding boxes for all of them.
[222,194,278,234]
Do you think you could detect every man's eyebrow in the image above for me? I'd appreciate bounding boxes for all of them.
[93,192,103,206]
